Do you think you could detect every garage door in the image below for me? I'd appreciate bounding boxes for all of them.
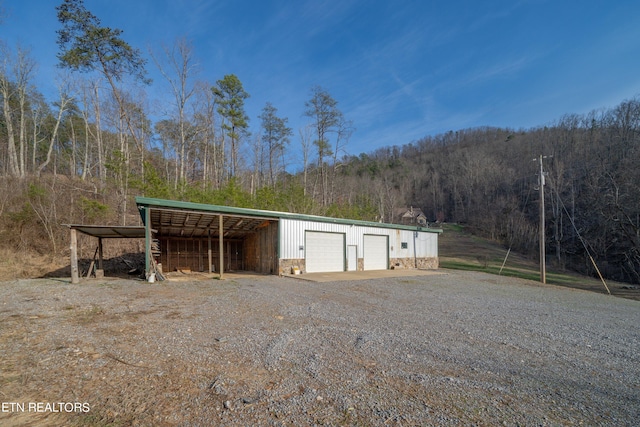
[363,234,388,270]
[305,231,345,273]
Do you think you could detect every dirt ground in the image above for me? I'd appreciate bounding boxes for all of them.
[1,270,639,426]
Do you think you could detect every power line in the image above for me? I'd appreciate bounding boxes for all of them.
[546,176,611,295]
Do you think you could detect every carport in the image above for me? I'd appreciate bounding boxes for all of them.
[66,224,148,284]
[136,197,279,279]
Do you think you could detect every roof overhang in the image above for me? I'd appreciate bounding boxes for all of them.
[66,224,149,239]
[135,198,278,239]
[145,206,275,239]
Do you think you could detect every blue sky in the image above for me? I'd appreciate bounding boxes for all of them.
[2,0,640,160]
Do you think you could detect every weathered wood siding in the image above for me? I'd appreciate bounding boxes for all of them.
[243,221,279,274]
[159,237,243,272]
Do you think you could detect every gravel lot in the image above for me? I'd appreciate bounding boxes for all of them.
[1,270,638,426]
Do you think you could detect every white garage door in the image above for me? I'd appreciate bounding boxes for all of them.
[305,231,344,273]
[363,234,388,270]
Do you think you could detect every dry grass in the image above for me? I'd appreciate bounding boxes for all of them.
[0,248,66,279]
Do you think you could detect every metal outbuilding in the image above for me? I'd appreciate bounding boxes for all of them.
[134,197,442,279]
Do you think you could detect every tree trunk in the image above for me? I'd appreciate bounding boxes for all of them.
[37,90,70,177]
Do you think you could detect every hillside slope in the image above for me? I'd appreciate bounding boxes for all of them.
[438,224,640,301]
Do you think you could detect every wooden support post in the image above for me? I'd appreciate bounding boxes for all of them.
[70,228,79,284]
[98,237,104,270]
[86,246,98,278]
[219,214,224,279]
[208,229,213,273]
[145,207,151,278]
[167,239,171,272]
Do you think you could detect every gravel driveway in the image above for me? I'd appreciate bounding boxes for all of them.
[1,270,638,426]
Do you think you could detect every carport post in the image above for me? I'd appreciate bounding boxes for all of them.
[208,229,213,273]
[145,206,151,278]
[70,228,79,284]
[219,214,224,279]
[98,237,104,270]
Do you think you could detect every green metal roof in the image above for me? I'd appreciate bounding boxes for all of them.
[135,196,442,234]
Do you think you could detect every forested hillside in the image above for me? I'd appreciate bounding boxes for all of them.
[337,102,640,284]
[1,1,639,284]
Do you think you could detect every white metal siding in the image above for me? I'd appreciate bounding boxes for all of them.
[305,231,344,272]
[279,218,438,261]
[390,229,439,259]
[364,234,388,270]
[347,245,357,271]
[415,231,438,258]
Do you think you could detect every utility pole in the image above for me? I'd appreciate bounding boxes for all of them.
[536,155,547,284]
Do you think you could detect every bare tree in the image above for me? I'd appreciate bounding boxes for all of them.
[0,44,36,178]
[298,125,313,196]
[192,81,218,188]
[328,117,354,203]
[86,78,106,184]
[75,77,98,180]
[151,37,198,189]
[259,102,292,188]
[36,76,74,176]
[28,92,48,174]
[57,0,150,220]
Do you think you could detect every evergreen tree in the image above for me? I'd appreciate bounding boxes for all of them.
[212,74,249,179]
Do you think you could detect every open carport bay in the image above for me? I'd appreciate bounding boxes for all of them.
[0,270,638,426]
